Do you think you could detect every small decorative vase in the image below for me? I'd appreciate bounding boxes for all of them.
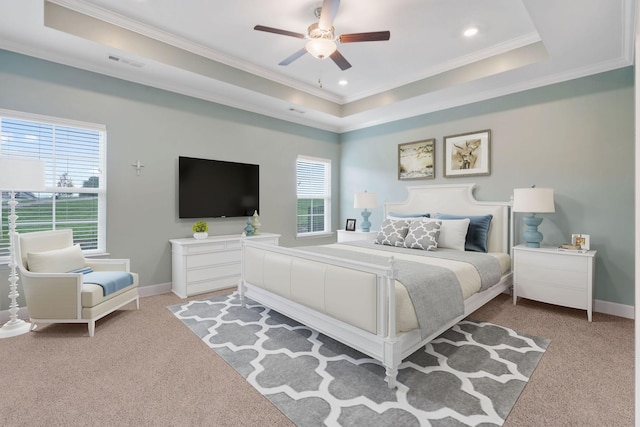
[193,232,208,240]
[252,210,261,235]
[244,218,254,236]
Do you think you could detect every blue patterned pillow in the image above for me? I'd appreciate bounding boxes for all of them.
[435,213,493,252]
[404,220,441,251]
[375,219,410,247]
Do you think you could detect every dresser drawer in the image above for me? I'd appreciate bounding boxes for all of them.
[186,250,240,269]
[516,277,588,310]
[187,263,240,283]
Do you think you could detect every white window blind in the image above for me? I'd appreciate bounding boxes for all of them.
[0,110,106,261]
[296,156,331,236]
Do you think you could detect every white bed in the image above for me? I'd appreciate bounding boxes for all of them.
[239,183,512,388]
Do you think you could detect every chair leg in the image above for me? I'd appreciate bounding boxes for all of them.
[88,321,95,337]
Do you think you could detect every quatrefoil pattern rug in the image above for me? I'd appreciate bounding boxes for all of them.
[168,293,548,427]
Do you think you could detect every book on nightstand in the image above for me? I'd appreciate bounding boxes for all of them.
[557,244,587,253]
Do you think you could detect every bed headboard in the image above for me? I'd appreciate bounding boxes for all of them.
[383,183,510,254]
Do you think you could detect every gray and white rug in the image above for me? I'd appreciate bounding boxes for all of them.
[168,292,549,427]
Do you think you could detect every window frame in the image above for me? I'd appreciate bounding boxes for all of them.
[0,109,107,262]
[296,155,332,238]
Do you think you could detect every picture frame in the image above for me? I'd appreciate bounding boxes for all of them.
[345,218,356,231]
[398,138,435,180]
[443,129,491,177]
[571,234,590,250]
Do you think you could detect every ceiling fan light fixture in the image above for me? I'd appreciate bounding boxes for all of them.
[306,38,337,59]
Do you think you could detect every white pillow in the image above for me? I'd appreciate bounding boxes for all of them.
[418,218,470,251]
[27,244,86,273]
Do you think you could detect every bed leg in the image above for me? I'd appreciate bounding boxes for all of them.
[385,367,398,389]
[238,279,246,307]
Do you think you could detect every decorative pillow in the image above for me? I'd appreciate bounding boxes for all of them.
[417,218,470,251]
[27,244,86,273]
[404,220,441,250]
[375,219,410,247]
[436,213,493,252]
[387,212,430,219]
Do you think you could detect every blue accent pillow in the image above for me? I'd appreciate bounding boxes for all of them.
[435,213,493,252]
[387,212,430,218]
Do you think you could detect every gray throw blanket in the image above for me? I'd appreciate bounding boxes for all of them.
[300,241,503,339]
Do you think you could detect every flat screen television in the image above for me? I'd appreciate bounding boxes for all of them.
[179,156,259,218]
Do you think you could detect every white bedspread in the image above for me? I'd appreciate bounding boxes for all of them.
[322,243,510,332]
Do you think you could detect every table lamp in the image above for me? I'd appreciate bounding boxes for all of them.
[512,186,555,248]
[0,157,45,338]
[353,191,377,232]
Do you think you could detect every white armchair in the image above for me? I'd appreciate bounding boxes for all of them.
[16,229,139,336]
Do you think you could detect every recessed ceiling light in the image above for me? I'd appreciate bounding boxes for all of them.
[338,79,348,86]
[464,27,478,37]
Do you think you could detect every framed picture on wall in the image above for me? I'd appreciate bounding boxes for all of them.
[443,129,491,177]
[398,138,435,180]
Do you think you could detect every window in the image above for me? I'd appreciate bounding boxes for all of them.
[0,110,106,261]
[296,156,331,236]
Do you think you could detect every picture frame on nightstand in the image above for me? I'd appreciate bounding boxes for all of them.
[571,234,590,250]
[345,218,356,231]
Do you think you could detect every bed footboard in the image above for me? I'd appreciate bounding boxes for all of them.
[240,239,402,387]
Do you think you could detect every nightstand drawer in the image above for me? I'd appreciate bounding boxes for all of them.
[516,278,587,310]
[516,262,587,289]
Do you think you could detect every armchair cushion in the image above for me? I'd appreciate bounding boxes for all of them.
[26,244,86,273]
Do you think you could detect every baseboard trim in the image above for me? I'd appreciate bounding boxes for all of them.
[1,286,634,322]
[594,299,635,319]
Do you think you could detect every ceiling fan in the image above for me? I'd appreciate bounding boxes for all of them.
[254,0,390,71]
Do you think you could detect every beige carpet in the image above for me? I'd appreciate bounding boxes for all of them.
[0,290,634,426]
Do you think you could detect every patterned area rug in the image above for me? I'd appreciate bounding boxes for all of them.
[168,292,549,427]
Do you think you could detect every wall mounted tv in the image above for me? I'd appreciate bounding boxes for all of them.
[179,156,259,218]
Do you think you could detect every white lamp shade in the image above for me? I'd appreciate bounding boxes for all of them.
[0,157,46,191]
[354,192,377,209]
[512,187,555,213]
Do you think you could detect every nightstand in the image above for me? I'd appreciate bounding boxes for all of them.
[512,245,597,321]
[336,229,378,243]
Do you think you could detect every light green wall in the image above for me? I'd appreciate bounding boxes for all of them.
[0,49,634,309]
[340,67,635,306]
[0,50,340,307]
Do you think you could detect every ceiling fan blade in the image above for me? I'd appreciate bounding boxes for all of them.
[329,50,351,70]
[278,48,308,66]
[318,0,340,30]
[254,25,305,39]
[339,31,391,43]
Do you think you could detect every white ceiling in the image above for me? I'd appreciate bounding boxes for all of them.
[0,0,635,133]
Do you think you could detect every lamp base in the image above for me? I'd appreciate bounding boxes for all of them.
[522,214,544,248]
[0,318,32,338]
[361,209,372,232]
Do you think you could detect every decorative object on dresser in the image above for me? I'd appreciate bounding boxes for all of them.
[170,233,280,298]
[251,210,261,235]
[512,186,555,248]
[443,129,491,177]
[398,138,435,180]
[353,191,377,232]
[243,218,255,236]
[192,221,209,240]
[0,157,45,338]
[513,245,596,321]
[344,218,356,231]
[571,233,590,250]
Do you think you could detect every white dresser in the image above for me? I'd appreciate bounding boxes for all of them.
[512,245,596,321]
[170,233,280,298]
